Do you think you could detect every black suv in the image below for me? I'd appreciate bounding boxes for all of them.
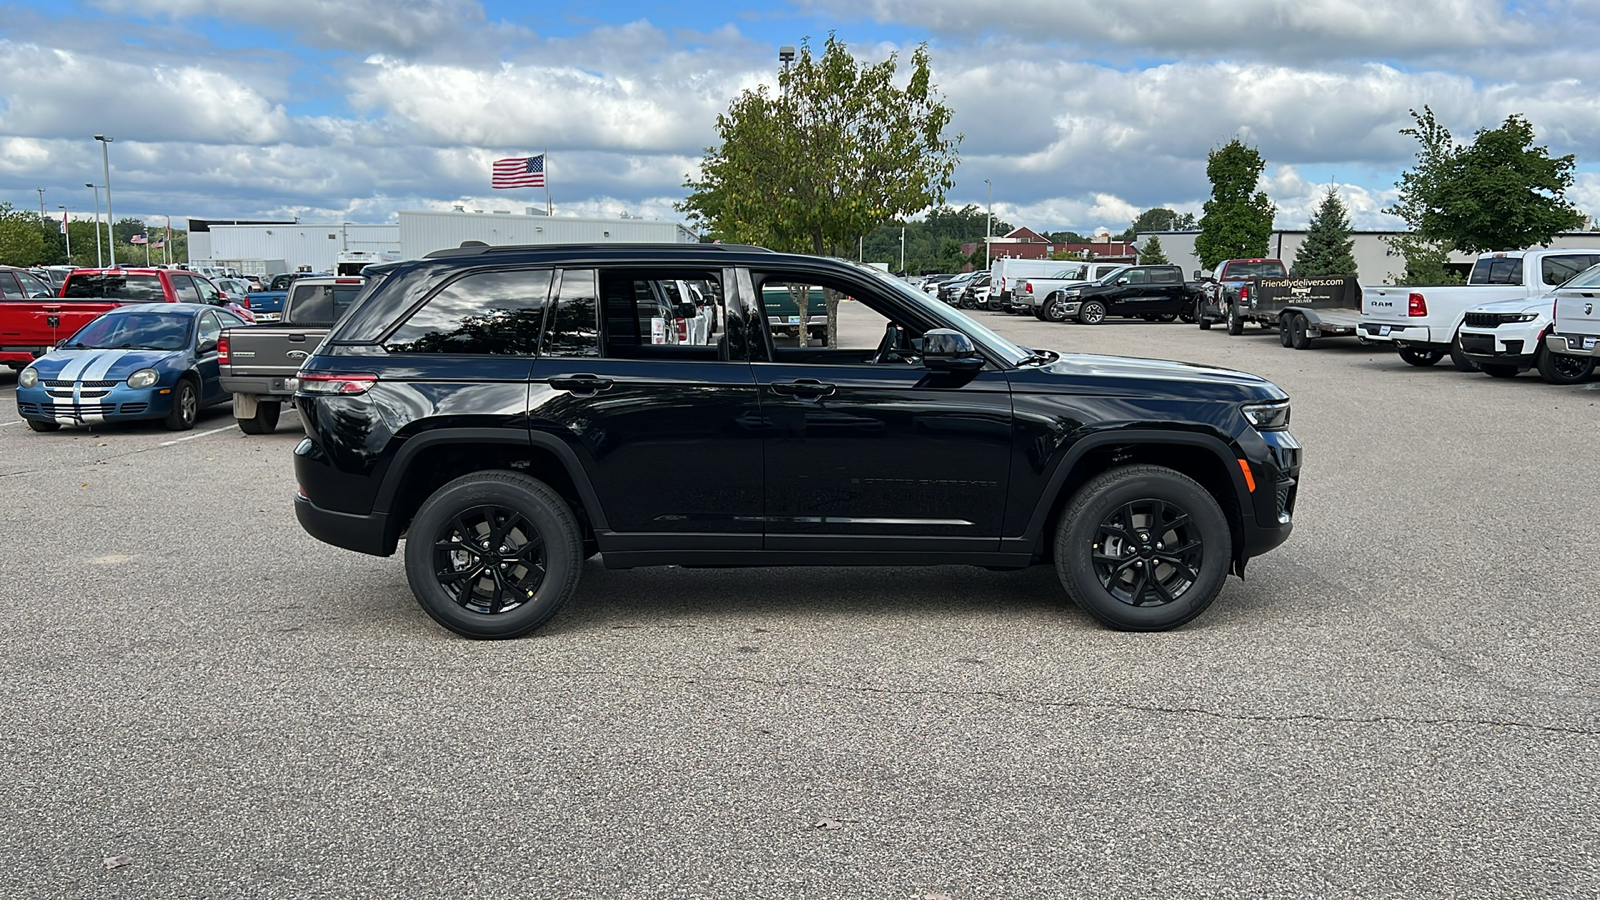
[292,244,1300,638]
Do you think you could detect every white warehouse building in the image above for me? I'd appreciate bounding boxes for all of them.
[192,210,696,274]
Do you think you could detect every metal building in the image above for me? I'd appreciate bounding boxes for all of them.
[397,210,697,260]
[203,223,400,273]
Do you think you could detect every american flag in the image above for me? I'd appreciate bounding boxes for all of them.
[492,155,545,189]
[130,233,147,244]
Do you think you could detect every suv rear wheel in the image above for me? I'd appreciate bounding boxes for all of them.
[1054,465,1231,631]
[404,471,584,639]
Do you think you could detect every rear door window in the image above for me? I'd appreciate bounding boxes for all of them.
[384,269,553,354]
[542,269,600,358]
[170,274,204,304]
[1469,257,1523,285]
[62,273,166,302]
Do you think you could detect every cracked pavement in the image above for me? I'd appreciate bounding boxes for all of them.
[1,314,1597,899]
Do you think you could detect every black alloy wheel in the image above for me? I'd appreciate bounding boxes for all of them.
[1078,300,1107,325]
[1537,347,1597,384]
[1398,347,1444,367]
[1055,465,1230,631]
[405,471,583,639]
[164,378,199,431]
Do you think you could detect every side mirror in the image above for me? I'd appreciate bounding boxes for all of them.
[198,338,218,354]
[1194,270,1204,280]
[922,329,984,372]
[1116,277,1130,285]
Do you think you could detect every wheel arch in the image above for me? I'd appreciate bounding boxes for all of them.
[373,428,608,554]
[1023,431,1249,571]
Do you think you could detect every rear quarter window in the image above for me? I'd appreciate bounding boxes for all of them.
[384,269,553,354]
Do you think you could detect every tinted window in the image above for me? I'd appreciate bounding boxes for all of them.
[0,272,22,299]
[17,271,54,297]
[542,269,600,358]
[197,312,222,348]
[1542,254,1600,286]
[171,274,204,304]
[62,273,165,301]
[1153,268,1179,283]
[1469,257,1523,285]
[193,276,223,304]
[1126,269,1150,285]
[385,270,551,354]
[1221,261,1286,279]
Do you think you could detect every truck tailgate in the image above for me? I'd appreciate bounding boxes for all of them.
[1553,283,1600,339]
[222,326,327,375]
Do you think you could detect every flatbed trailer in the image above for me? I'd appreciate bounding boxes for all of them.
[1240,276,1363,349]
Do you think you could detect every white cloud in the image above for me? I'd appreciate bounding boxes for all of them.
[88,0,504,54]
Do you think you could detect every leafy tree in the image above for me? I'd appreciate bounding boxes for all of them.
[680,35,959,258]
[113,217,147,245]
[1194,139,1276,270]
[861,204,1011,274]
[1387,107,1584,256]
[1045,230,1088,244]
[0,203,50,266]
[1115,208,1198,241]
[1291,187,1358,277]
[1138,234,1170,264]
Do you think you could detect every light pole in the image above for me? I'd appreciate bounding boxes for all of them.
[58,206,71,262]
[85,183,103,268]
[899,226,905,274]
[94,135,115,268]
[36,188,47,243]
[984,178,993,270]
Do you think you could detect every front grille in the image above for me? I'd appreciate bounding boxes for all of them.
[44,379,119,388]
[39,403,115,416]
[1459,333,1495,353]
[1464,312,1525,328]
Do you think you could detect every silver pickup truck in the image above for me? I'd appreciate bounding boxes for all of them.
[218,276,366,433]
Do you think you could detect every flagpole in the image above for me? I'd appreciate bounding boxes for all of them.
[544,149,551,216]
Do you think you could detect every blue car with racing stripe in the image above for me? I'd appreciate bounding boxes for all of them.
[15,303,249,432]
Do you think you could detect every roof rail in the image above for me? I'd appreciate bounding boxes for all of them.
[422,241,773,259]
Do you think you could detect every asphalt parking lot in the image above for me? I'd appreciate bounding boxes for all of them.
[2,312,1597,899]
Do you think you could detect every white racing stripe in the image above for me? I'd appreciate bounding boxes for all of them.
[55,350,104,383]
[80,349,131,383]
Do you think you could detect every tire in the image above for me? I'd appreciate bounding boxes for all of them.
[1156,313,1178,323]
[1042,295,1069,323]
[1537,346,1597,384]
[1078,300,1107,325]
[1448,334,1480,372]
[1278,316,1294,347]
[1033,305,1049,321]
[404,471,584,639]
[1399,348,1444,367]
[164,378,199,431]
[26,418,60,433]
[1054,465,1232,631]
[1479,363,1519,379]
[1226,302,1244,335]
[236,400,281,435]
[1289,313,1312,350]
[1198,302,1212,330]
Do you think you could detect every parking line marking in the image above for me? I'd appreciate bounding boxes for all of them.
[0,421,18,428]
[156,424,235,447]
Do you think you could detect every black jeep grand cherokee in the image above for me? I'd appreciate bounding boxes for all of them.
[293,243,1300,638]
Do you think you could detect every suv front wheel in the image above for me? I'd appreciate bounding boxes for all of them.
[404,471,584,639]
[1054,465,1231,631]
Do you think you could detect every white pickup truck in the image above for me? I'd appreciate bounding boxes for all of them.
[1015,261,1128,320]
[1540,264,1600,383]
[1361,248,1600,369]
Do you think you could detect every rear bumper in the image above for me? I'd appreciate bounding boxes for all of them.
[1545,333,1600,357]
[294,492,393,556]
[221,373,299,397]
[1358,321,1434,345]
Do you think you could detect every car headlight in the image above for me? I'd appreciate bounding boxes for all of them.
[1242,400,1291,430]
[1062,289,1081,298]
[18,367,39,388]
[127,368,160,389]
[1513,313,1539,323]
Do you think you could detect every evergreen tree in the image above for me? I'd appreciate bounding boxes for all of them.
[1291,188,1357,277]
[1138,234,1170,264]
[1194,139,1276,270]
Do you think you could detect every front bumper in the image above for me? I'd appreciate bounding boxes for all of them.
[16,383,175,425]
[1545,332,1600,357]
[1459,325,1541,367]
[1239,428,1300,560]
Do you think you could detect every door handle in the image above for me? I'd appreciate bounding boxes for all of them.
[549,374,614,395]
[771,379,835,399]
[287,333,307,342]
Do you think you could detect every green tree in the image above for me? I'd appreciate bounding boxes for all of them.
[1115,208,1198,241]
[1291,187,1358,277]
[1386,106,1585,265]
[861,204,1011,274]
[0,203,50,266]
[1138,234,1170,264]
[680,35,960,257]
[1194,139,1276,270]
[1045,230,1088,244]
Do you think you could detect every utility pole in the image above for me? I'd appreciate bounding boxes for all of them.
[86,184,103,268]
[900,226,905,273]
[95,135,116,268]
[36,188,48,248]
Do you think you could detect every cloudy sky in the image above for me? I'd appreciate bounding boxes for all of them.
[2,0,1597,236]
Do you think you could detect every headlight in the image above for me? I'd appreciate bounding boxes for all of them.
[127,368,160,389]
[1062,289,1081,298]
[18,367,39,388]
[1242,400,1290,430]
[1513,313,1539,323]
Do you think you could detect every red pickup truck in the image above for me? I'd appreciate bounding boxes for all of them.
[0,268,246,371]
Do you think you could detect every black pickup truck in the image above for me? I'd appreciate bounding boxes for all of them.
[1040,264,1204,325]
[291,244,1301,639]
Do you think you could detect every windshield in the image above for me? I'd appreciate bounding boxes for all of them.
[64,311,192,350]
[1093,266,1132,286]
[62,273,164,301]
[856,264,1031,366]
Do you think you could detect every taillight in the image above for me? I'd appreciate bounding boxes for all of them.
[1408,293,1427,316]
[1023,281,1033,294]
[1239,285,1250,301]
[217,334,230,365]
[240,296,250,308]
[298,373,377,395]
[677,318,688,340]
